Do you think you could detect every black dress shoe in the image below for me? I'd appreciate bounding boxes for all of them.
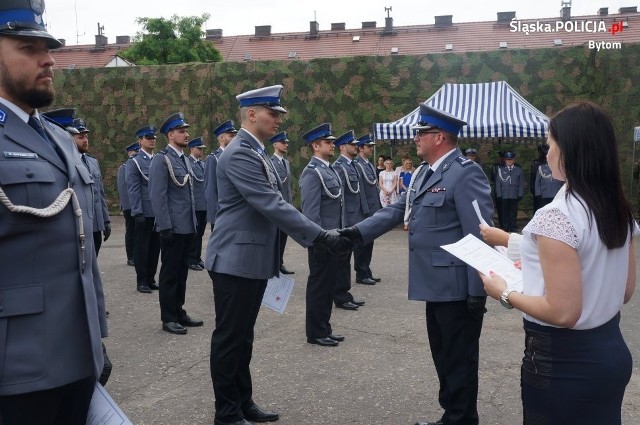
[351,299,366,306]
[279,265,294,274]
[371,276,382,282]
[162,322,187,334]
[415,420,444,425]
[189,264,203,271]
[137,285,152,293]
[242,403,279,422]
[335,301,359,310]
[355,277,376,285]
[307,337,339,347]
[198,260,205,268]
[214,419,252,425]
[328,334,345,342]
[148,282,160,290]
[127,259,135,266]
[178,314,204,327]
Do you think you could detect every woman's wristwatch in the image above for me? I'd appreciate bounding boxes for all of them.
[500,288,517,309]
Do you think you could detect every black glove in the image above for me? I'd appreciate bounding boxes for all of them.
[313,230,352,253]
[134,214,145,226]
[467,295,487,319]
[337,226,363,244]
[103,222,111,242]
[160,229,173,242]
[99,342,112,386]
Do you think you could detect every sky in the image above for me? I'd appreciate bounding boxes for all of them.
[44,0,634,46]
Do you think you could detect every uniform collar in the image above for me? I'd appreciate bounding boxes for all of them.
[167,144,184,157]
[0,95,31,123]
[429,148,456,172]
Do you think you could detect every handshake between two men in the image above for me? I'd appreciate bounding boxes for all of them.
[312,227,362,254]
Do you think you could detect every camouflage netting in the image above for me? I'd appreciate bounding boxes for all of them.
[51,43,640,216]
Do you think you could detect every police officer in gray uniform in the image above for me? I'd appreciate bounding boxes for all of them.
[42,109,111,256]
[204,120,238,228]
[149,112,203,335]
[495,151,524,232]
[204,85,350,425]
[126,125,161,293]
[71,117,111,255]
[187,137,207,271]
[299,123,346,347]
[333,130,369,309]
[0,2,107,422]
[340,104,494,425]
[269,131,295,274]
[118,141,140,265]
[534,151,563,210]
[353,134,382,284]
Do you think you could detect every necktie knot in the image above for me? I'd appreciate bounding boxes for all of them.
[28,116,61,158]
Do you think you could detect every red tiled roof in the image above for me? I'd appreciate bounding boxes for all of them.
[51,12,640,68]
[51,44,130,69]
[212,13,640,61]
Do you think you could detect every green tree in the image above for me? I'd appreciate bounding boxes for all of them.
[120,14,222,65]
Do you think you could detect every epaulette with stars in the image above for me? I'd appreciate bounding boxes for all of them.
[455,156,474,167]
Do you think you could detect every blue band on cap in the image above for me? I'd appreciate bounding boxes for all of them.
[305,129,330,143]
[0,9,44,30]
[163,119,186,133]
[51,117,74,126]
[418,115,461,135]
[239,96,281,107]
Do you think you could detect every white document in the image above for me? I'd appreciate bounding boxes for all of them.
[472,199,489,226]
[441,233,523,292]
[86,383,132,425]
[473,199,508,257]
[262,274,294,314]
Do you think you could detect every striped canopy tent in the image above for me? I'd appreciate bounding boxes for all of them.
[373,81,549,141]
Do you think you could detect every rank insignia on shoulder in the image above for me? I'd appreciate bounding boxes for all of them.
[427,187,446,193]
[307,163,317,169]
[240,141,251,148]
[456,156,473,166]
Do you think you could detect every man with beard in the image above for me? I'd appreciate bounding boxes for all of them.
[42,109,111,256]
[0,1,108,423]
[149,112,203,335]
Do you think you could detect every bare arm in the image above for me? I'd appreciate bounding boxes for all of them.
[482,235,583,328]
[625,238,636,303]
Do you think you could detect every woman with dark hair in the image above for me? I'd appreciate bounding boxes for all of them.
[481,101,636,424]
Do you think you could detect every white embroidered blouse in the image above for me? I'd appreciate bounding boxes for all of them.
[520,184,631,330]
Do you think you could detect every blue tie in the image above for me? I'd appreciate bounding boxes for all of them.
[419,168,434,191]
[28,116,61,158]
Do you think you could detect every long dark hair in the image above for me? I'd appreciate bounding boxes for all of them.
[549,101,634,249]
